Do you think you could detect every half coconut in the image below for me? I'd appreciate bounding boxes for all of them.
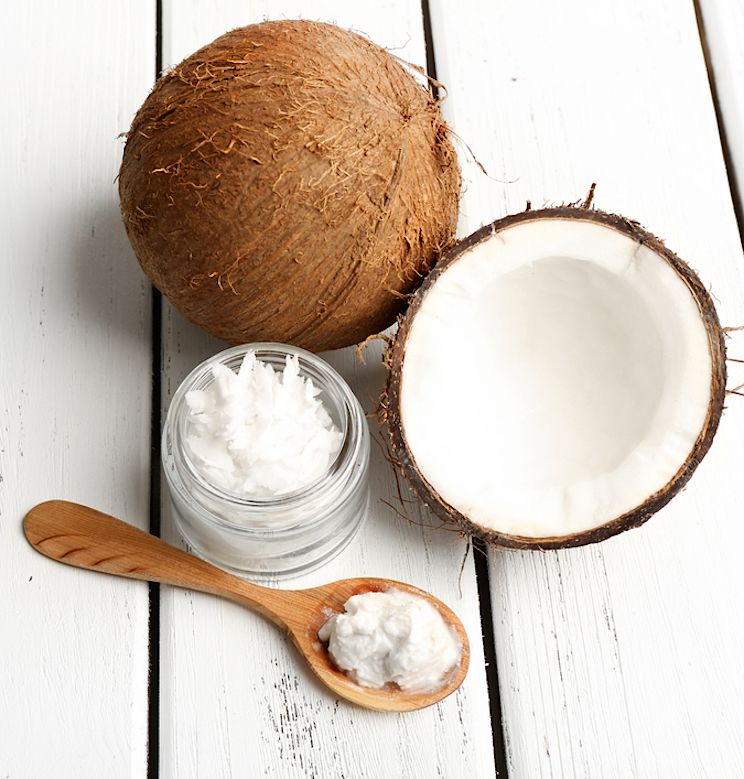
[386,207,726,548]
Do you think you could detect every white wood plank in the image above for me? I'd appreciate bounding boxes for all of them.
[699,0,744,208]
[158,3,496,777]
[428,0,744,776]
[0,2,155,777]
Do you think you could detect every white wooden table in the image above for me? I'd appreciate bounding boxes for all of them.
[3,1,744,776]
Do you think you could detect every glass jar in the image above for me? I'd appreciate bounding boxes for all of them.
[162,343,370,581]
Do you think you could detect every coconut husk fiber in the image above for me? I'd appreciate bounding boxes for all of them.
[119,20,460,351]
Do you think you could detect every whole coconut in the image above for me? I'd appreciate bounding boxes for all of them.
[119,20,460,351]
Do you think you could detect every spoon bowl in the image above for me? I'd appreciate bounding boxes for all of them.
[23,500,469,712]
[284,577,469,711]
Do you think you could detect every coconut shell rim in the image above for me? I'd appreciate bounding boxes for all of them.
[385,206,727,550]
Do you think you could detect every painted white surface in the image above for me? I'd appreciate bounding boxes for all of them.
[428,0,744,775]
[8,1,744,776]
[158,3,495,778]
[0,2,154,777]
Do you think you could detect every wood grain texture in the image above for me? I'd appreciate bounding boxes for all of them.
[0,2,155,776]
[428,0,744,775]
[158,2,495,777]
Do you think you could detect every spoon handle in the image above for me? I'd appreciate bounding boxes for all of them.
[23,500,288,625]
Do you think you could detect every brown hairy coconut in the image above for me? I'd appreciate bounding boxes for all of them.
[119,20,460,352]
[386,207,726,549]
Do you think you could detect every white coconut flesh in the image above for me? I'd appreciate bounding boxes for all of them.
[400,218,714,538]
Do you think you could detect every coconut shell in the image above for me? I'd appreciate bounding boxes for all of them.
[119,20,460,352]
[386,207,727,549]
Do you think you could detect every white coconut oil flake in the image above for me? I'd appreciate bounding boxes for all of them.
[319,590,461,692]
[184,353,343,497]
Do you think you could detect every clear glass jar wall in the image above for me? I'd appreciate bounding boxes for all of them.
[162,344,370,581]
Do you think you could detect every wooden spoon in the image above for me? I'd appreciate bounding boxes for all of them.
[23,500,469,712]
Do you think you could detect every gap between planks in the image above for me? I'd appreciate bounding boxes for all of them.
[147,3,164,778]
[473,541,510,778]
[693,0,744,246]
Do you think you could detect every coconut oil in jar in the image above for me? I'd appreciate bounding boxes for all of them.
[162,344,370,580]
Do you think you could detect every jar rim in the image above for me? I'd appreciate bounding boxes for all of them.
[162,342,369,535]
